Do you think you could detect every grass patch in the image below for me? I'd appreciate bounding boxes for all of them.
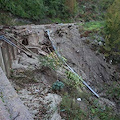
[60,94,87,120]
[60,92,120,120]
[82,21,105,31]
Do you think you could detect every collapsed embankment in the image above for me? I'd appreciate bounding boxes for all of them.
[0,23,120,119]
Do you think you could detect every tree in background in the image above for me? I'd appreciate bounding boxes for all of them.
[65,0,76,14]
[104,0,120,63]
[0,0,70,20]
[44,0,69,18]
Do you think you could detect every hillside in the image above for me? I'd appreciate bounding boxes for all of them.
[0,0,120,120]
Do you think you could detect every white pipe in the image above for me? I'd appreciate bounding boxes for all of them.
[46,29,99,98]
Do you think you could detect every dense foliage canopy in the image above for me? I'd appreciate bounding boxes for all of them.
[104,0,120,62]
[0,0,70,20]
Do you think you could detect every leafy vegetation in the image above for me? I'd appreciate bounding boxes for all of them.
[39,52,62,70]
[89,102,120,120]
[65,71,83,89]
[60,94,87,120]
[81,21,105,31]
[77,0,114,22]
[0,0,70,20]
[0,0,114,24]
[0,12,14,25]
[104,0,120,63]
[106,82,120,102]
[99,0,114,11]
[0,0,45,19]
[1,0,120,119]
[60,93,120,120]
[52,80,64,92]
[40,56,57,71]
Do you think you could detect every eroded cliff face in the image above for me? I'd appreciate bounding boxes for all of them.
[1,23,119,119]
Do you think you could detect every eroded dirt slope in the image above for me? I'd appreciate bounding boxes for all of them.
[50,24,119,92]
[3,23,119,119]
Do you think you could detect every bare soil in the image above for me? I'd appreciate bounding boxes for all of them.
[5,23,120,119]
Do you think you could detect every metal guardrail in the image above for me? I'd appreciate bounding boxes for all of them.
[0,35,17,76]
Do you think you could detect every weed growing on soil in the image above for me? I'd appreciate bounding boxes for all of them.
[65,71,84,89]
[82,21,105,31]
[0,12,14,25]
[89,103,120,120]
[60,94,87,120]
[52,80,64,92]
[0,92,4,103]
[106,83,120,102]
[78,21,105,34]
[60,93,120,120]
[40,56,57,70]
[10,70,38,88]
[39,52,63,70]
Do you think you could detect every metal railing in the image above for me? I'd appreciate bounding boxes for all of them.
[0,36,17,76]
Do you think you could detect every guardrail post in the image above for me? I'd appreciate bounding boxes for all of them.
[1,42,11,76]
[0,42,6,74]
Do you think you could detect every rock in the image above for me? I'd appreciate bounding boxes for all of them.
[44,93,62,120]
[12,61,28,69]
[51,111,62,120]
[28,33,40,46]
[18,53,39,68]
[37,30,45,44]
[77,100,88,114]
[93,116,100,120]
[99,97,116,109]
[90,96,116,110]
[0,97,11,120]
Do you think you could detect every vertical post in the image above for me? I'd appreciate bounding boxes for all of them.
[6,43,12,68]
[9,45,14,61]
[0,42,6,74]
[11,45,16,60]
[1,42,11,76]
[13,40,17,60]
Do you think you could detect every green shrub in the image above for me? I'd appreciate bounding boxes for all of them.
[99,0,114,11]
[52,80,64,92]
[104,0,120,62]
[60,94,87,120]
[77,0,114,22]
[82,21,105,31]
[39,56,57,70]
[0,0,45,19]
[0,0,69,20]
[44,0,69,18]
[0,12,14,25]
[65,71,83,89]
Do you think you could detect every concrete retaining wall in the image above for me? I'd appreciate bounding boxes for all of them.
[0,67,33,120]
